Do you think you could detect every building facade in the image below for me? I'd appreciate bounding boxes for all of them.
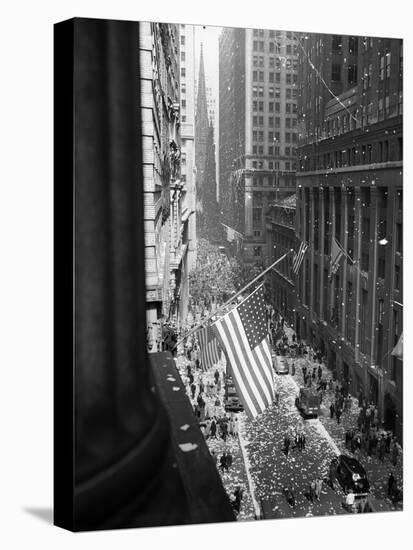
[296,33,403,440]
[140,22,191,349]
[219,28,299,265]
[179,24,197,321]
[265,194,297,325]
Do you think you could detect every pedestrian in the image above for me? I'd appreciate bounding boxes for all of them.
[312,368,316,380]
[387,472,395,498]
[190,382,196,400]
[284,486,295,509]
[214,369,219,385]
[211,450,217,467]
[378,436,386,461]
[283,434,291,456]
[210,418,217,438]
[274,390,280,406]
[392,441,400,466]
[291,362,296,376]
[329,458,337,489]
[301,433,306,450]
[232,486,243,514]
[315,478,323,500]
[385,432,392,453]
[233,417,239,437]
[220,452,228,472]
[310,480,316,502]
[330,402,335,419]
[318,365,322,380]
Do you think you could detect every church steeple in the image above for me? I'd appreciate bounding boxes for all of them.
[195,42,210,226]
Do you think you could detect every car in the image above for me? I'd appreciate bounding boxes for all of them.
[273,354,289,375]
[224,374,244,412]
[335,454,370,496]
[295,387,321,417]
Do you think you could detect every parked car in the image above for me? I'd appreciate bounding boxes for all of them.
[224,374,243,412]
[335,454,370,496]
[295,387,321,417]
[273,355,289,375]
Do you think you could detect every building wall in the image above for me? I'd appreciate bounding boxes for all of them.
[219,28,298,265]
[265,201,297,325]
[296,34,403,441]
[179,24,197,322]
[140,22,189,349]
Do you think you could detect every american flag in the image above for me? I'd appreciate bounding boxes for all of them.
[292,241,308,274]
[197,325,221,371]
[212,285,274,419]
[329,237,346,277]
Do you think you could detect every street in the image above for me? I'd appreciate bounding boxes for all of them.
[176,323,402,521]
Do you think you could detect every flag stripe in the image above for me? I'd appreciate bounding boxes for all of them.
[215,320,258,418]
[219,313,266,413]
[292,241,308,274]
[198,326,220,371]
[253,337,274,393]
[229,310,273,406]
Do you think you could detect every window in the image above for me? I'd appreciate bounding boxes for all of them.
[269,57,275,68]
[285,132,291,143]
[332,35,342,51]
[269,72,274,83]
[275,117,280,127]
[331,63,341,81]
[286,103,291,113]
[275,87,280,98]
[380,55,385,80]
[361,252,369,271]
[395,265,400,290]
[396,223,402,254]
[259,116,264,125]
[181,68,186,77]
[286,74,292,85]
[269,161,273,169]
[275,103,280,113]
[268,116,273,126]
[386,52,391,77]
[254,246,262,256]
[378,258,386,279]
[286,45,292,55]
[253,116,258,125]
[268,146,274,155]
[285,146,291,156]
[348,36,358,54]
[253,70,258,81]
[269,42,275,53]
[180,35,185,46]
[286,118,291,128]
[348,64,357,84]
[181,99,186,109]
[285,162,290,170]
[275,73,281,83]
[181,51,185,62]
[286,89,292,99]
[259,101,264,112]
[259,71,264,82]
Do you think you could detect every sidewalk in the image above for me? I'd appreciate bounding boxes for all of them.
[175,353,256,520]
[280,323,403,512]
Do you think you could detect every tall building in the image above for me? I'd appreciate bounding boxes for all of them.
[179,24,197,320]
[140,22,190,348]
[195,44,220,241]
[295,34,403,440]
[219,28,299,264]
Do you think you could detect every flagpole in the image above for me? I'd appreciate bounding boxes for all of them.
[174,251,290,349]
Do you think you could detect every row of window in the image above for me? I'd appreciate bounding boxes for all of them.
[253,29,294,39]
[252,87,298,100]
[253,115,297,128]
[299,137,402,171]
[253,101,298,114]
[251,159,296,171]
[252,130,297,144]
[253,41,298,55]
[252,70,298,83]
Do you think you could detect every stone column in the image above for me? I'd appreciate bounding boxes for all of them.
[353,187,362,363]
